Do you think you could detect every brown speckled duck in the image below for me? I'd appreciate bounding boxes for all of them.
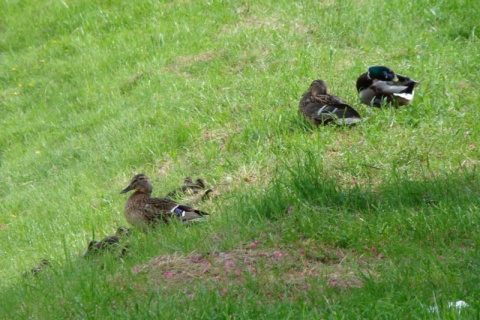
[356,66,420,107]
[83,226,130,257]
[120,174,210,231]
[299,80,362,126]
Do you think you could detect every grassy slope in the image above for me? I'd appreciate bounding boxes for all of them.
[1,0,479,318]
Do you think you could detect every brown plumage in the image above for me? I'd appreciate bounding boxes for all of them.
[299,80,361,126]
[120,174,210,231]
[165,177,215,206]
[83,226,129,257]
[165,177,207,199]
[24,258,51,277]
[200,188,214,202]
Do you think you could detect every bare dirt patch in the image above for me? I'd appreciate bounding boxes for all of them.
[130,241,372,293]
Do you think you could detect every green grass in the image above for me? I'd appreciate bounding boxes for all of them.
[1,0,479,318]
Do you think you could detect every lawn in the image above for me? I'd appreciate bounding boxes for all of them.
[1,0,479,318]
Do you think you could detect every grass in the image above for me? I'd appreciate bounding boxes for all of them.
[1,0,479,318]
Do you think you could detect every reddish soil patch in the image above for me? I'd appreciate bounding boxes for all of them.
[130,242,369,291]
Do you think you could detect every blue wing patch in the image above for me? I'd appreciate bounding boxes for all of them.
[171,206,185,217]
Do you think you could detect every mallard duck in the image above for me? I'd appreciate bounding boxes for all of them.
[299,80,362,126]
[165,177,206,199]
[165,177,215,205]
[200,188,214,202]
[83,226,130,257]
[24,258,51,276]
[356,66,420,107]
[120,174,210,231]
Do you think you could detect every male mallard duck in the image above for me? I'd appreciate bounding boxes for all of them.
[120,174,210,231]
[356,66,420,107]
[299,80,362,126]
[83,226,130,257]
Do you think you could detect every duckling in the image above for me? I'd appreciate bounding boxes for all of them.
[120,174,210,231]
[166,177,215,206]
[83,226,130,258]
[165,177,207,199]
[200,188,214,202]
[24,258,51,277]
[356,66,420,107]
[299,80,362,126]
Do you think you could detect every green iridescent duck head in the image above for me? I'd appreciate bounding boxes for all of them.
[367,66,399,82]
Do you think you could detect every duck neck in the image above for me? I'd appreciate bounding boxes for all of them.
[128,190,151,204]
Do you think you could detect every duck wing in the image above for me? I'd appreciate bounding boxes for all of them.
[356,72,371,92]
[145,198,209,222]
[174,203,210,221]
[396,74,420,87]
[301,95,362,126]
[299,91,344,110]
[312,93,344,105]
[370,80,418,106]
[370,80,412,95]
[144,198,177,223]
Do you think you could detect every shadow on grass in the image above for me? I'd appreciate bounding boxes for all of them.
[2,154,479,318]
[229,151,479,252]
[235,151,479,220]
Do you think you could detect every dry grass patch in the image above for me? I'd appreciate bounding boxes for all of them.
[128,241,376,297]
[166,51,219,72]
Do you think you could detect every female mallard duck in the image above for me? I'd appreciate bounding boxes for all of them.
[299,79,362,126]
[120,174,210,231]
[83,226,130,257]
[356,66,420,107]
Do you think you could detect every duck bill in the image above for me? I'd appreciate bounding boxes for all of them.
[392,75,399,82]
[120,185,133,194]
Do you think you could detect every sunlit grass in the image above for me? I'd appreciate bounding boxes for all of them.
[1,0,479,318]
